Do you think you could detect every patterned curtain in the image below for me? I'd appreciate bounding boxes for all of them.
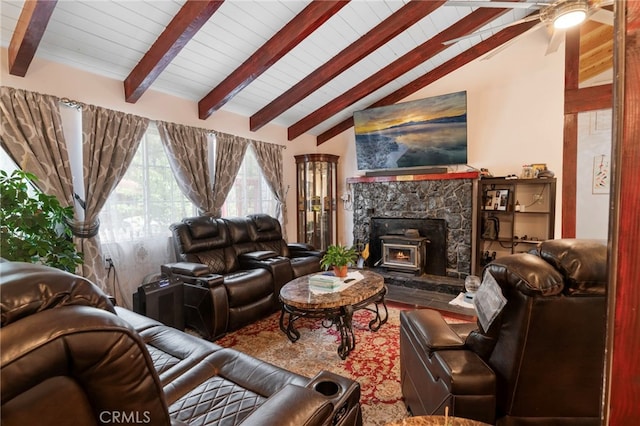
[157,121,215,215]
[0,87,74,207]
[211,131,248,217]
[80,105,149,296]
[251,140,287,237]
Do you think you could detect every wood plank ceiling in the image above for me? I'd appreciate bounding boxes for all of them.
[1,0,612,145]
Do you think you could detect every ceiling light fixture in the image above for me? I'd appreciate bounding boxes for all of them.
[546,0,589,29]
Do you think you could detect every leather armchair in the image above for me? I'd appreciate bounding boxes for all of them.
[400,239,607,425]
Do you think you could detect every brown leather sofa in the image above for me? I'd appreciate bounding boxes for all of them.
[0,261,362,426]
[166,214,322,340]
[400,239,607,425]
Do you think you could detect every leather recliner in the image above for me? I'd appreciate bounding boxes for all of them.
[168,215,275,339]
[400,239,607,425]
[167,214,322,341]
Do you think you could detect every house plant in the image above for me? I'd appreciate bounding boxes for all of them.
[320,244,358,278]
[0,169,83,271]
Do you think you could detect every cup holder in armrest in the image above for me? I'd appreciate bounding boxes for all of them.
[308,370,362,425]
[314,380,340,397]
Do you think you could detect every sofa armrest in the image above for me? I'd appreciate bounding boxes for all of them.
[288,243,323,258]
[238,253,294,290]
[239,384,333,426]
[288,242,314,251]
[162,262,210,277]
[400,309,466,354]
[162,262,224,288]
[239,250,278,261]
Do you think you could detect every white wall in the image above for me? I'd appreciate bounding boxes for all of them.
[576,109,611,240]
[322,29,566,245]
[1,28,566,246]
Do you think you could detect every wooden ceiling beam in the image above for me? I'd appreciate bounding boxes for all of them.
[124,0,224,103]
[8,0,58,77]
[317,18,540,145]
[565,84,613,114]
[249,0,445,132]
[198,0,348,120]
[288,4,522,141]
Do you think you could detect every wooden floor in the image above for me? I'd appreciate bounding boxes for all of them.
[385,284,477,322]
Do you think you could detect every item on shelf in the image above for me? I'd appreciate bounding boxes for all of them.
[481,216,500,240]
[538,169,555,178]
[480,168,493,178]
[521,165,534,179]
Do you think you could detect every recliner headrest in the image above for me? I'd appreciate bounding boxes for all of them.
[483,253,564,297]
[249,214,277,232]
[184,216,219,239]
[0,261,116,327]
[536,239,607,295]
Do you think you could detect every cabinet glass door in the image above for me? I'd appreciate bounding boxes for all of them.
[295,154,338,250]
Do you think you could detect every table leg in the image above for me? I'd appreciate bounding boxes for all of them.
[336,305,355,359]
[368,296,388,332]
[279,307,300,342]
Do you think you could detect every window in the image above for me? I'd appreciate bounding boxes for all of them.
[99,124,196,243]
[221,145,277,217]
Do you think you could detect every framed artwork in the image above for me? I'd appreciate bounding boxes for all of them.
[531,163,547,177]
[485,189,510,211]
[593,154,610,194]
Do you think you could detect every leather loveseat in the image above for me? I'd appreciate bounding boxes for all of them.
[400,239,607,425]
[166,214,322,340]
[0,260,362,426]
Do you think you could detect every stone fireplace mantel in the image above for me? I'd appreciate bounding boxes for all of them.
[347,171,479,184]
[350,171,478,279]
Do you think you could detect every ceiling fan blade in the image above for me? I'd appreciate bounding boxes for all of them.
[589,8,614,26]
[545,27,565,55]
[444,1,548,9]
[481,21,544,60]
[443,14,540,45]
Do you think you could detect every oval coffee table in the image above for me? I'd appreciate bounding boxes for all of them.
[279,269,388,359]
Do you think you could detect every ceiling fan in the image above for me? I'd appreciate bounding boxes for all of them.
[443,0,614,56]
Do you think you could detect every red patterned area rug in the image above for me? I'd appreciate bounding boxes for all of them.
[216,304,469,426]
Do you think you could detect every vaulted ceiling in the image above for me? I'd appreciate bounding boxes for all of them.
[1,0,613,145]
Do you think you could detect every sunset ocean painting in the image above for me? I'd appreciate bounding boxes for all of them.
[354,91,467,171]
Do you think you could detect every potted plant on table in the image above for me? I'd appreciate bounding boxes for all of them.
[320,244,358,278]
[0,170,83,272]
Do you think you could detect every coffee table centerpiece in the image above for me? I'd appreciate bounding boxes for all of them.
[279,269,388,359]
[319,244,359,278]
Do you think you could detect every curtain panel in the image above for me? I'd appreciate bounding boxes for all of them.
[211,131,249,217]
[0,86,74,206]
[157,121,215,215]
[80,105,149,298]
[250,140,287,237]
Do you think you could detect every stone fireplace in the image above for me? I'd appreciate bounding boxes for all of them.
[348,172,477,279]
